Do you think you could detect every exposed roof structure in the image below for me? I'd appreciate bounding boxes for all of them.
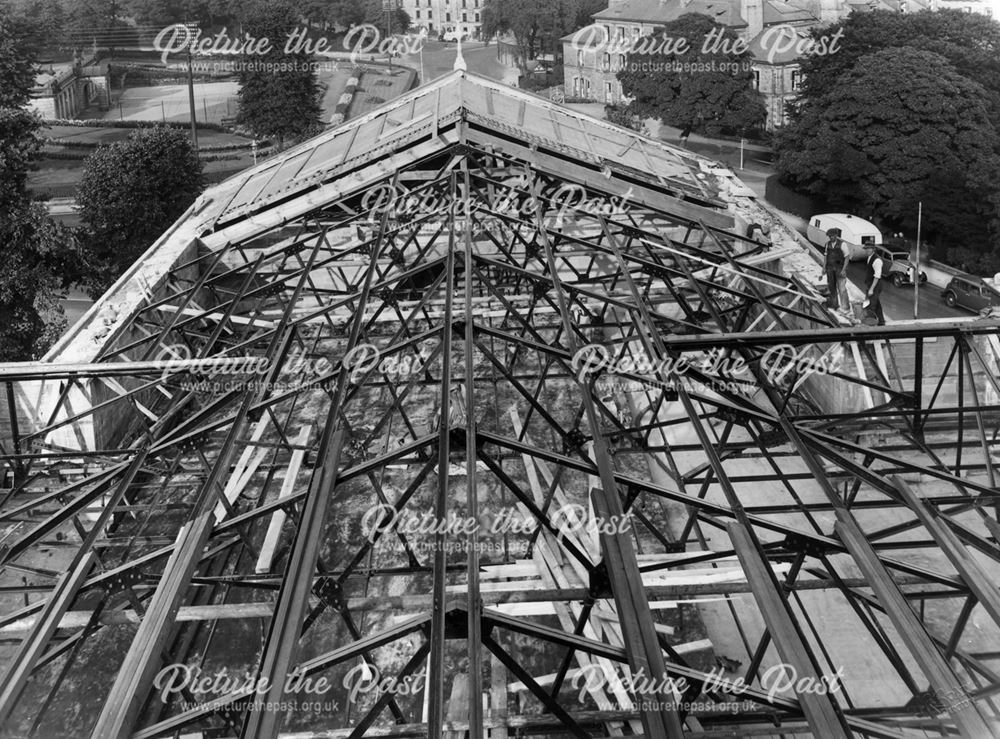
[1,70,1000,739]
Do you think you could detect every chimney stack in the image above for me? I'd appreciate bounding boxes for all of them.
[741,0,764,38]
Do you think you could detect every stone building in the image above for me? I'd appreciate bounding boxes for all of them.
[562,0,840,129]
[29,53,111,120]
[564,0,997,129]
[401,0,485,38]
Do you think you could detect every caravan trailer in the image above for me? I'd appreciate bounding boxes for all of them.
[806,213,883,261]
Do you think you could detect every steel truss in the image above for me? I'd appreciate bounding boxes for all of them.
[1,111,1000,739]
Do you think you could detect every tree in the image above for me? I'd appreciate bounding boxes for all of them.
[0,9,36,106]
[617,14,765,136]
[482,0,580,69]
[776,47,1000,271]
[795,10,1000,121]
[0,14,77,359]
[76,127,204,298]
[365,1,410,35]
[235,0,322,144]
[1,0,65,54]
[326,0,367,29]
[573,0,604,30]
[61,0,124,49]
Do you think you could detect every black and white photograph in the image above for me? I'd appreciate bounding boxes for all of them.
[1,0,1000,735]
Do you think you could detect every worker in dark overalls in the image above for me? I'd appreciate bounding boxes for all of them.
[863,244,886,326]
[823,229,848,310]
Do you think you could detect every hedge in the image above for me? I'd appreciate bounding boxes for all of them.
[42,137,266,153]
[45,118,231,133]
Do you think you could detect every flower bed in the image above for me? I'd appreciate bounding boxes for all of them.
[331,74,362,124]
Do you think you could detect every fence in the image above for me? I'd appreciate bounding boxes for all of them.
[104,84,241,126]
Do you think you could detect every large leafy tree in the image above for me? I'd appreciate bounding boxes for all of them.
[61,0,125,48]
[617,14,764,136]
[125,0,239,28]
[0,12,77,359]
[76,127,204,298]
[1,0,64,53]
[776,46,1000,272]
[366,1,411,35]
[235,0,322,144]
[482,0,580,69]
[795,9,1000,121]
[326,0,367,29]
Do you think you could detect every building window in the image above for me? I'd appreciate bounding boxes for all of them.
[475,11,480,21]
[618,54,625,70]
[577,50,583,66]
[617,26,625,40]
[428,9,432,18]
[462,11,467,20]
[603,24,611,43]
[605,81,613,103]
[791,70,801,90]
[752,70,760,90]
[416,8,421,17]
[446,11,451,21]
[602,53,610,71]
[631,26,640,38]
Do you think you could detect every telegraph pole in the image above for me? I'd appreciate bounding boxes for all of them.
[913,201,922,319]
[386,0,394,70]
[186,25,199,152]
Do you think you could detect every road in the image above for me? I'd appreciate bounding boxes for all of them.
[399,39,518,85]
[63,289,94,326]
[844,261,968,322]
[649,129,970,322]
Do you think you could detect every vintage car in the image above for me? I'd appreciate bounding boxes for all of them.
[942,276,1000,312]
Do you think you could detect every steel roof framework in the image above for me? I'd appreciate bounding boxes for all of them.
[0,96,998,739]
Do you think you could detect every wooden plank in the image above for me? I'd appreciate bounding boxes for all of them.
[255,426,312,573]
[214,413,272,523]
[0,602,275,635]
[154,304,278,329]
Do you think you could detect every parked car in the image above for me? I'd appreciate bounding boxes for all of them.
[942,276,1000,312]
[806,213,882,261]
[442,28,471,42]
[875,247,927,288]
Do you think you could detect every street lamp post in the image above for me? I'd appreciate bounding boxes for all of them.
[384,0,398,69]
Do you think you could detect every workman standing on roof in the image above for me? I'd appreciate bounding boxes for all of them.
[863,244,886,326]
[823,229,850,312]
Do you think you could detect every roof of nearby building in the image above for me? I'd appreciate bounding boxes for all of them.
[591,0,816,25]
[747,23,814,63]
[762,0,816,24]
[192,70,729,240]
[593,0,747,24]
